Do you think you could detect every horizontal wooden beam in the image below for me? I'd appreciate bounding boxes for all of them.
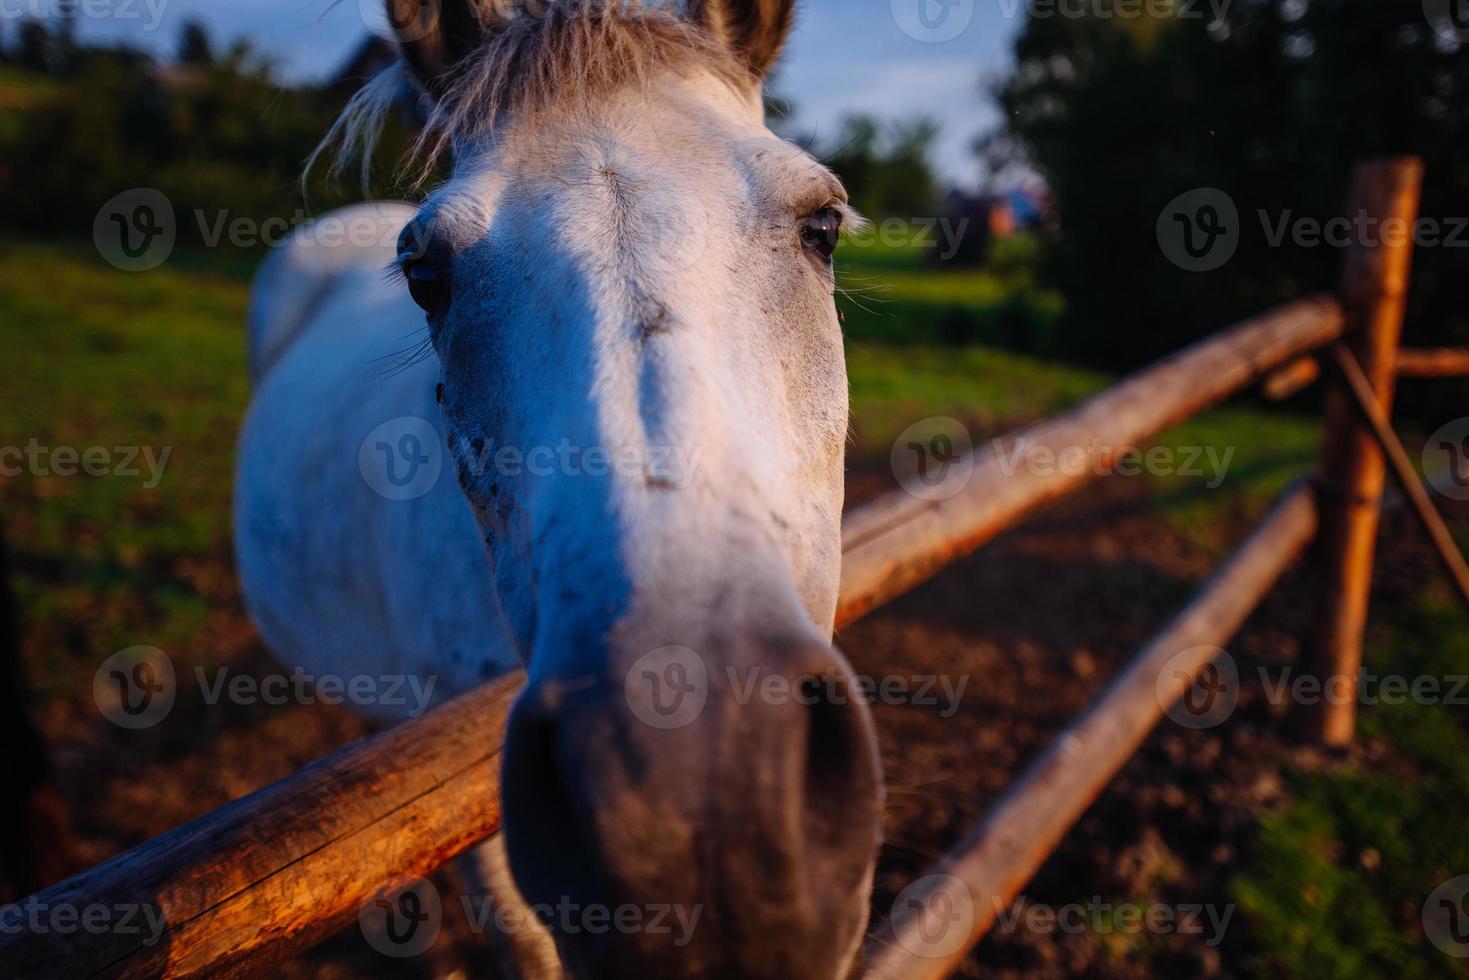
[1261,355,1321,401]
[3,298,1346,979]
[862,483,1320,980]
[1,673,522,979]
[836,297,1345,627]
[1397,347,1469,378]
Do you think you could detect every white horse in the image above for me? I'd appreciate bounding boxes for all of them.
[234,2,882,976]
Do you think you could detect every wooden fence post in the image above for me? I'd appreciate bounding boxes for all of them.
[1306,158,1424,746]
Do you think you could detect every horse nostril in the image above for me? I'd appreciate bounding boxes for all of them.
[796,656,883,856]
[501,645,884,978]
[500,687,601,908]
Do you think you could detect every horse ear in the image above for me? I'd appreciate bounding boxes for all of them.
[386,0,494,96]
[690,0,797,79]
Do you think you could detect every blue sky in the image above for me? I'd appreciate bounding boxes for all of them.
[49,0,1020,187]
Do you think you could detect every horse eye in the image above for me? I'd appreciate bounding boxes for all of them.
[800,208,843,261]
[402,257,452,317]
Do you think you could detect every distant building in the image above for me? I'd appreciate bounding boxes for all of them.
[934,186,1056,267]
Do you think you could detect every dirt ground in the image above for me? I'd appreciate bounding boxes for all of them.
[18,463,1462,979]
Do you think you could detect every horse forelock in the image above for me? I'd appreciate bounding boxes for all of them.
[311,1,752,193]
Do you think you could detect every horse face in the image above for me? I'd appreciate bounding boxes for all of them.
[386,4,883,976]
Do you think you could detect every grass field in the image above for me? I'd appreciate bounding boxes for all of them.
[3,238,1467,978]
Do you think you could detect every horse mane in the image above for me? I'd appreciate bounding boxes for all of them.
[311,1,749,192]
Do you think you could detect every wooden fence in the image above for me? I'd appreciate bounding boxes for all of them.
[5,157,1467,979]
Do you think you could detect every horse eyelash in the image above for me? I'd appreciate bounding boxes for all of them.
[373,332,438,382]
[382,257,409,287]
[832,202,869,236]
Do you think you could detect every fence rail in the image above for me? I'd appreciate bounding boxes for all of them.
[6,157,1463,979]
[864,483,1320,980]
[836,295,1345,626]
[1397,347,1469,378]
[2,674,522,979]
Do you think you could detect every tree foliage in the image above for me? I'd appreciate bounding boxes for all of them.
[0,21,419,250]
[991,0,1469,415]
[822,115,942,220]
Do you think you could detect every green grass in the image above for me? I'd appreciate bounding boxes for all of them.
[1229,596,1469,979]
[846,341,1107,448]
[0,241,250,694]
[837,233,1066,348]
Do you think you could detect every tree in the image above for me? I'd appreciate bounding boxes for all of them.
[15,21,54,73]
[823,115,941,220]
[991,0,1469,421]
[178,20,214,66]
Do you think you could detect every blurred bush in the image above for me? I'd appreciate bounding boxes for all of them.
[821,115,943,222]
[0,20,420,253]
